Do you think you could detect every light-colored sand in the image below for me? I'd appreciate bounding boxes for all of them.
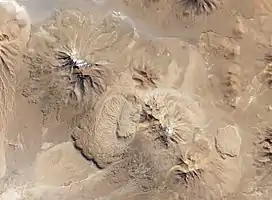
[1,0,272,200]
[0,0,30,179]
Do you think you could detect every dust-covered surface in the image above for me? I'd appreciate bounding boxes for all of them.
[0,0,30,180]
[1,0,272,200]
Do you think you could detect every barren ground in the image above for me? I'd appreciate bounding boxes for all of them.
[1,0,272,200]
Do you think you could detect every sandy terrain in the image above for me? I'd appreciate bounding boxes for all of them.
[0,0,272,199]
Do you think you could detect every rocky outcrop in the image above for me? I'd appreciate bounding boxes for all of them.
[215,125,242,158]
[0,5,246,200]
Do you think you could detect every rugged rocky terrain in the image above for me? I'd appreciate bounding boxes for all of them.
[0,0,272,200]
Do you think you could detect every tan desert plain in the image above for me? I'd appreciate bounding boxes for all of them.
[0,0,272,199]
